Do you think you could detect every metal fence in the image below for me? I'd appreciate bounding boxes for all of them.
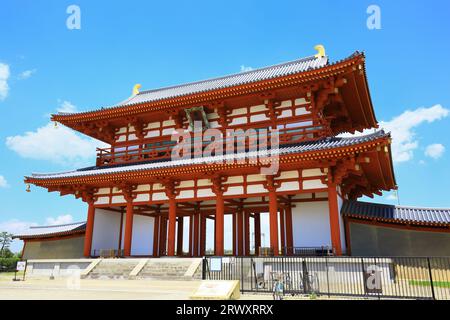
[202,256,450,300]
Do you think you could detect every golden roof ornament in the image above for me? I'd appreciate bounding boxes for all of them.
[314,44,326,58]
[132,84,142,96]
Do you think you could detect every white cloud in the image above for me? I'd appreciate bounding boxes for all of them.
[0,63,10,101]
[0,218,38,252]
[45,214,74,225]
[425,143,445,159]
[18,69,36,80]
[57,100,77,113]
[380,105,449,162]
[0,219,37,235]
[386,193,398,201]
[0,175,9,188]
[240,65,253,72]
[5,122,106,166]
[340,104,449,163]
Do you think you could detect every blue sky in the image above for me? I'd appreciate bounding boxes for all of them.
[1,1,449,252]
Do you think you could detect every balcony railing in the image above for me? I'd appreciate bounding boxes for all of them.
[96,125,325,167]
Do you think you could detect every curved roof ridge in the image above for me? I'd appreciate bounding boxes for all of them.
[347,200,450,211]
[31,170,80,177]
[53,52,369,117]
[29,221,86,229]
[138,54,322,95]
[13,221,87,239]
[332,129,386,141]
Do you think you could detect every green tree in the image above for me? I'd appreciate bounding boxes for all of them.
[0,232,13,257]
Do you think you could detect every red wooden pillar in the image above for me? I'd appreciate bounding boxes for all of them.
[123,200,134,257]
[328,184,342,255]
[118,211,124,253]
[193,212,200,257]
[188,215,193,256]
[200,215,207,256]
[167,197,177,256]
[268,190,279,256]
[344,217,352,256]
[244,211,250,256]
[232,211,237,255]
[254,213,261,256]
[152,215,160,257]
[83,201,95,257]
[159,217,167,256]
[237,209,244,256]
[279,208,286,255]
[215,193,225,256]
[177,217,184,256]
[285,205,294,256]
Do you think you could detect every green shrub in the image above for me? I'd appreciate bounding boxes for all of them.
[0,257,19,272]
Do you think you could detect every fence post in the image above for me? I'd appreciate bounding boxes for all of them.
[325,256,330,298]
[202,258,206,280]
[361,258,366,297]
[375,257,380,300]
[427,258,436,300]
[241,257,244,292]
[302,259,310,294]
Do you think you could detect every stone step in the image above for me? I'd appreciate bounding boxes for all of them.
[85,258,202,280]
[87,259,139,279]
[136,259,201,279]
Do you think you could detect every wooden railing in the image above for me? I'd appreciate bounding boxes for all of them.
[96,125,325,167]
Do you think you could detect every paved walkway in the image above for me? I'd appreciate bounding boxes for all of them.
[0,277,273,300]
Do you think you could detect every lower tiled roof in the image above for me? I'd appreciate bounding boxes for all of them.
[29,130,389,180]
[342,200,450,226]
[13,222,86,240]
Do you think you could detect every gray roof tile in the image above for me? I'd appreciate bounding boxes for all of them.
[341,200,450,226]
[114,55,328,108]
[56,55,328,113]
[13,222,86,239]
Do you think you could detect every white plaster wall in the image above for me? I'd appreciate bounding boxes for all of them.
[91,209,121,255]
[131,215,154,256]
[292,201,331,248]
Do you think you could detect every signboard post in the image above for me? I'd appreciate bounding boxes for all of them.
[13,261,27,281]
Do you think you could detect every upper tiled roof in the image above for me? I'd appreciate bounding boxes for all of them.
[341,201,450,226]
[29,130,388,180]
[56,55,328,112]
[13,221,86,239]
